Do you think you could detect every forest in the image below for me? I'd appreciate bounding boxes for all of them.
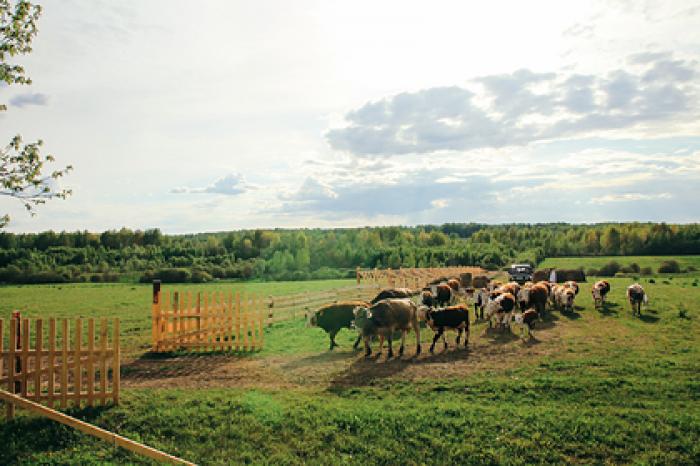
[1,222,699,284]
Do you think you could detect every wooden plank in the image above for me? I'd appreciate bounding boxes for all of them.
[6,319,17,420]
[100,318,108,406]
[48,318,55,409]
[161,292,171,352]
[61,319,68,409]
[75,318,82,407]
[0,389,195,465]
[228,292,234,349]
[185,291,192,346]
[35,320,43,401]
[112,319,120,405]
[21,319,29,398]
[258,295,264,349]
[152,290,160,351]
[219,291,226,351]
[243,294,249,351]
[87,319,95,407]
[235,292,241,351]
[250,295,256,351]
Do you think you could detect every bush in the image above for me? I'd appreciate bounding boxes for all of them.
[640,267,653,275]
[191,270,213,283]
[598,261,621,277]
[90,274,103,283]
[141,268,192,283]
[658,260,681,273]
[628,262,640,273]
[687,265,698,272]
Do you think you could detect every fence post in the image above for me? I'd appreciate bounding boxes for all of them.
[267,295,274,327]
[151,280,161,352]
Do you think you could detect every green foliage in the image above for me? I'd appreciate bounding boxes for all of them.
[1,0,72,227]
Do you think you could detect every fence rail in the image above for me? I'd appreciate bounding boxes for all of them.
[1,314,120,420]
[152,289,264,353]
[356,266,485,289]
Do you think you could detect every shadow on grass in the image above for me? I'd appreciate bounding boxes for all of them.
[599,302,619,316]
[559,309,582,320]
[638,314,660,324]
[327,344,473,391]
[482,326,520,344]
[281,349,357,371]
[121,351,255,383]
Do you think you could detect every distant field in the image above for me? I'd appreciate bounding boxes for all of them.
[539,255,700,272]
[0,279,354,356]
[2,275,700,464]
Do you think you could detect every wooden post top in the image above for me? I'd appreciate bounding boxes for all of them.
[152,280,161,304]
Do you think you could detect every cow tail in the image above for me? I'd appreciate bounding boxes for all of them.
[643,294,649,305]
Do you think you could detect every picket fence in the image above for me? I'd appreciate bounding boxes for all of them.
[356,266,485,289]
[152,289,264,353]
[1,313,120,420]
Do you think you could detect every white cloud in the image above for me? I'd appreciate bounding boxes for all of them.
[171,173,252,195]
[590,192,673,204]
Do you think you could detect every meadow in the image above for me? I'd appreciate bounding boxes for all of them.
[1,271,700,464]
[539,255,700,272]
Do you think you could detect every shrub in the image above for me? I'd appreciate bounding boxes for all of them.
[687,265,698,272]
[628,262,640,273]
[640,267,653,275]
[658,260,681,273]
[598,261,621,277]
[90,274,103,283]
[191,270,213,283]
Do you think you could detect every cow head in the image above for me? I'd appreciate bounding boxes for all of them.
[591,286,602,303]
[564,289,575,308]
[307,312,317,328]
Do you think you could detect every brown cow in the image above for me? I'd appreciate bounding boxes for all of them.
[519,282,549,315]
[484,292,516,330]
[515,308,539,339]
[591,280,611,308]
[353,299,422,358]
[563,280,580,295]
[627,283,647,316]
[434,283,454,307]
[371,287,418,304]
[419,304,470,353]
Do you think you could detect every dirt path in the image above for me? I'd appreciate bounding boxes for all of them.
[122,311,624,391]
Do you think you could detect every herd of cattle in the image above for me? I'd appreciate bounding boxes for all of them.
[308,277,649,358]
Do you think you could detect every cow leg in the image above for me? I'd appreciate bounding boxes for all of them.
[442,328,449,351]
[399,330,406,357]
[364,336,372,357]
[464,325,469,347]
[430,329,442,353]
[329,330,339,350]
[456,328,461,345]
[377,334,384,354]
[414,321,421,355]
[352,334,361,350]
[387,333,394,359]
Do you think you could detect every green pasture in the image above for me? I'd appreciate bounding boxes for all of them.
[539,255,700,272]
[1,276,700,464]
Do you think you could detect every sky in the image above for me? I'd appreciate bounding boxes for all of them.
[1,0,700,233]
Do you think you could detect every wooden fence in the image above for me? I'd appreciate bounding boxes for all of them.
[152,288,264,353]
[1,313,120,420]
[266,284,382,324]
[356,266,485,289]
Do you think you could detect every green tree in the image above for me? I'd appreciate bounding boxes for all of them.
[1,1,72,227]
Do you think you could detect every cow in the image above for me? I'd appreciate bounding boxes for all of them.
[627,283,648,316]
[447,278,461,293]
[563,281,580,295]
[518,282,549,316]
[500,282,521,299]
[370,287,418,304]
[591,280,611,309]
[553,284,576,312]
[434,283,455,307]
[308,301,368,350]
[418,304,470,353]
[472,288,489,320]
[514,308,539,340]
[516,282,532,310]
[484,292,516,330]
[421,289,436,308]
[487,280,503,292]
[353,298,422,358]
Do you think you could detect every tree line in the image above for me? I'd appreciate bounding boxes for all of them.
[0,222,699,284]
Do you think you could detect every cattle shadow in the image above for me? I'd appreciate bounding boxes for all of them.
[533,312,559,330]
[482,327,520,344]
[121,352,241,383]
[638,314,660,324]
[559,308,582,320]
[328,345,472,390]
[280,349,357,371]
[598,302,619,316]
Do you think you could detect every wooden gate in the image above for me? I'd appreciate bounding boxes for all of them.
[151,286,264,353]
[1,313,120,420]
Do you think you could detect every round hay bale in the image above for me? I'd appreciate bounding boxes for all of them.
[459,272,473,287]
[472,275,490,288]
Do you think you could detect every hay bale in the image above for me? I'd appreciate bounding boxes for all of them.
[459,272,473,288]
[472,275,490,288]
[533,269,551,282]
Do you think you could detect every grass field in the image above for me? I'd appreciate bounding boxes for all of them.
[539,255,700,272]
[1,275,700,464]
